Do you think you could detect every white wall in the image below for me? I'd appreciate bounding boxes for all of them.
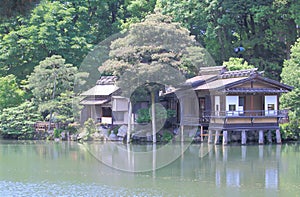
[226,96,239,116]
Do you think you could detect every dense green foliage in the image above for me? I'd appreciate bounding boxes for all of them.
[27,55,87,123]
[0,101,41,137]
[280,38,300,139]
[158,0,299,80]
[223,58,255,71]
[0,75,25,110]
[136,107,175,123]
[0,0,299,139]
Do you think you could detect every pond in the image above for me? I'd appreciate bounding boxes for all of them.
[0,140,300,196]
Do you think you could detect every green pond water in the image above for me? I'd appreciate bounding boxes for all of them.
[0,140,300,197]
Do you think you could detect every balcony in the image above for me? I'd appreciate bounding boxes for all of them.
[209,109,289,119]
[180,109,289,129]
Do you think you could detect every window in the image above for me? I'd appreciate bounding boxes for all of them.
[199,98,205,110]
[102,107,112,117]
[268,104,275,111]
[229,104,236,111]
[226,96,238,116]
[239,97,245,107]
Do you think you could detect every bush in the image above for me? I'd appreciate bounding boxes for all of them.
[162,131,173,142]
[136,108,151,123]
[280,123,299,140]
[136,106,176,124]
[66,123,80,134]
[53,128,63,138]
[0,101,42,138]
[84,118,97,135]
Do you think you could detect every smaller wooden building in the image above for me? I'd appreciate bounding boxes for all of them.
[166,66,293,145]
[80,76,149,126]
[80,76,130,125]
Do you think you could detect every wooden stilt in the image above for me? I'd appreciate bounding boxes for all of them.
[241,130,247,145]
[214,130,220,145]
[259,130,264,145]
[208,130,213,144]
[200,126,203,142]
[223,130,228,146]
[276,129,282,144]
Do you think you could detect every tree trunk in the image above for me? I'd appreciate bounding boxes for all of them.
[127,100,132,144]
[151,90,156,143]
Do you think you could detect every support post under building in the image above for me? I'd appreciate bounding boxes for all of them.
[214,130,220,145]
[276,129,282,144]
[222,130,228,146]
[259,130,264,145]
[208,130,213,144]
[241,130,247,145]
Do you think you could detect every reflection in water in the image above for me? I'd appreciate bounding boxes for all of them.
[265,168,278,189]
[83,141,193,172]
[226,169,240,187]
[1,140,300,196]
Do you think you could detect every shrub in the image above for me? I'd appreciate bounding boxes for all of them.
[84,118,97,135]
[0,101,42,138]
[136,106,176,124]
[280,123,299,140]
[53,128,63,138]
[162,131,173,142]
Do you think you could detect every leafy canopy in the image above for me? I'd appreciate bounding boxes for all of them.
[0,74,25,111]
[280,38,300,133]
[223,58,255,71]
[27,55,88,123]
[0,101,41,137]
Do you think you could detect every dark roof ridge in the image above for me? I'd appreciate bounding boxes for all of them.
[96,76,118,85]
[219,68,258,79]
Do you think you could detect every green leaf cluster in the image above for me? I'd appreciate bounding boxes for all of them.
[0,74,25,111]
[26,55,88,123]
[223,58,255,71]
[136,106,175,123]
[280,38,300,136]
[0,101,41,137]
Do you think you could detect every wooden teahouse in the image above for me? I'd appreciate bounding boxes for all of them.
[80,76,130,125]
[165,66,293,145]
[80,76,149,126]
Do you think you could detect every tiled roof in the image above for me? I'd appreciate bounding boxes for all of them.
[96,76,118,85]
[219,68,258,79]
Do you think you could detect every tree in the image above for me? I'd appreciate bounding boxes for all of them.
[99,13,209,143]
[27,55,88,128]
[0,0,122,79]
[0,101,41,138]
[158,0,300,80]
[119,0,157,29]
[223,57,255,71]
[0,74,25,111]
[280,38,300,136]
[0,0,39,18]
